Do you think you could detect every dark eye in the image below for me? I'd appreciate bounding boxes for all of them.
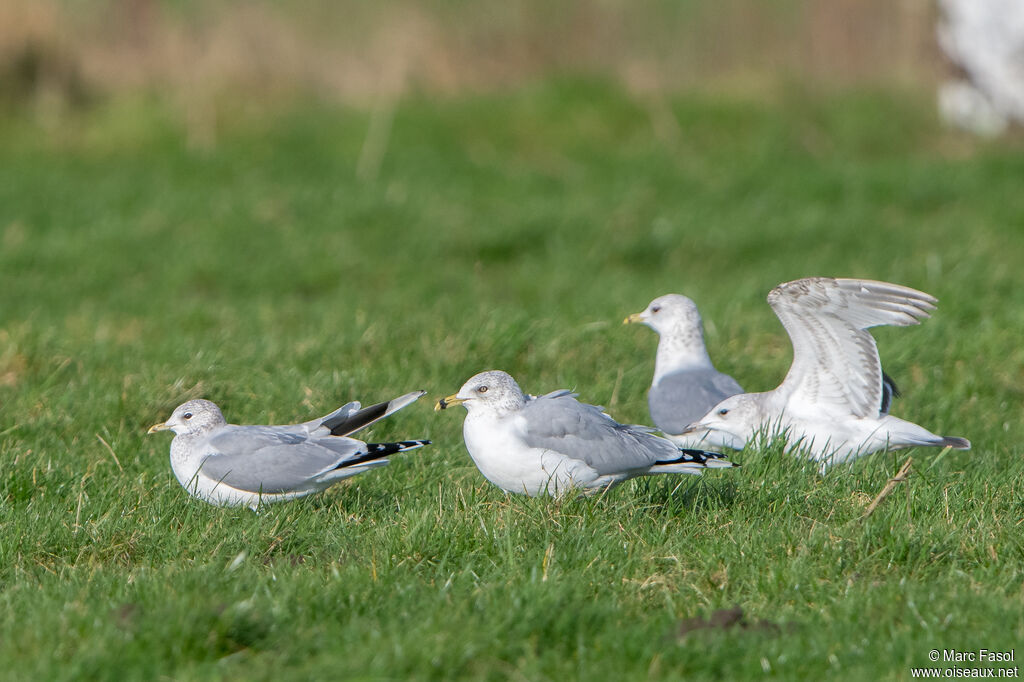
[478,386,488,393]
[651,305,661,313]
[718,408,729,416]
[183,412,193,420]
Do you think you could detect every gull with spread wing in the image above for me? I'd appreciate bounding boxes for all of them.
[148,391,429,508]
[435,370,738,497]
[680,278,970,467]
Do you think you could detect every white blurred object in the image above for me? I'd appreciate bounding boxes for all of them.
[938,81,1009,136]
[938,0,1024,135]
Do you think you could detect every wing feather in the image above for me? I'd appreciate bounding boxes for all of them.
[200,426,366,493]
[516,393,679,475]
[767,277,935,418]
[649,369,744,434]
[305,391,426,437]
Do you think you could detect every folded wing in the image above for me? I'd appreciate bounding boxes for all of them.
[516,393,680,475]
[200,426,368,494]
[650,368,744,434]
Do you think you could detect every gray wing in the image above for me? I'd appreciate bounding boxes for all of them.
[517,394,680,475]
[648,368,744,434]
[199,426,366,494]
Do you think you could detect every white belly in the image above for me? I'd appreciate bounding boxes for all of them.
[776,413,901,465]
[462,415,600,496]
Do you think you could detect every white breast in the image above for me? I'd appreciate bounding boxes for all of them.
[462,413,598,496]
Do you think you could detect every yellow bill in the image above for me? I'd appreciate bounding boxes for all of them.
[623,312,645,325]
[434,394,466,411]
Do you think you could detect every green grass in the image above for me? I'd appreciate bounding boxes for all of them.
[1,80,1023,680]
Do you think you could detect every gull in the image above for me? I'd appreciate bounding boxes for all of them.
[147,391,430,508]
[624,293,901,446]
[434,370,737,497]
[624,294,744,445]
[680,278,971,467]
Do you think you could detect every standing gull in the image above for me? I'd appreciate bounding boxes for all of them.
[680,278,970,467]
[435,370,737,497]
[624,294,743,445]
[148,391,430,508]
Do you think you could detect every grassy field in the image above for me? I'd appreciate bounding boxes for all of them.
[0,80,1022,680]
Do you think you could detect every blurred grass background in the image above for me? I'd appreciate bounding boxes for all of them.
[1,1,1023,680]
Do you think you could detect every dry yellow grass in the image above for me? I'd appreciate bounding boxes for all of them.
[1,0,945,108]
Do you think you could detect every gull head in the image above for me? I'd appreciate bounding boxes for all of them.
[435,370,526,417]
[624,294,704,341]
[681,394,760,450]
[148,399,226,436]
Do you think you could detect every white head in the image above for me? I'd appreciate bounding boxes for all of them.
[625,294,704,338]
[435,370,527,417]
[682,394,763,450]
[625,294,714,376]
[147,399,226,437]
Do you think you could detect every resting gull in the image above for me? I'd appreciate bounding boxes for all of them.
[148,391,429,508]
[624,294,744,445]
[435,370,737,497]
[679,278,970,467]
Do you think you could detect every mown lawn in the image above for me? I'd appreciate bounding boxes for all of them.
[1,80,1022,680]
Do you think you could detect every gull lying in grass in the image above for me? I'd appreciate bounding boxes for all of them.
[435,370,737,497]
[148,391,429,509]
[680,278,971,467]
[624,294,744,445]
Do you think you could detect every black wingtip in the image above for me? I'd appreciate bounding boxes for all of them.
[337,439,431,469]
[880,371,901,414]
[364,439,432,455]
[655,448,736,467]
[324,400,391,436]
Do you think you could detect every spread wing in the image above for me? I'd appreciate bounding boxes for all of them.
[516,393,680,475]
[767,278,935,418]
[305,391,426,437]
[198,426,367,494]
[649,368,744,434]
